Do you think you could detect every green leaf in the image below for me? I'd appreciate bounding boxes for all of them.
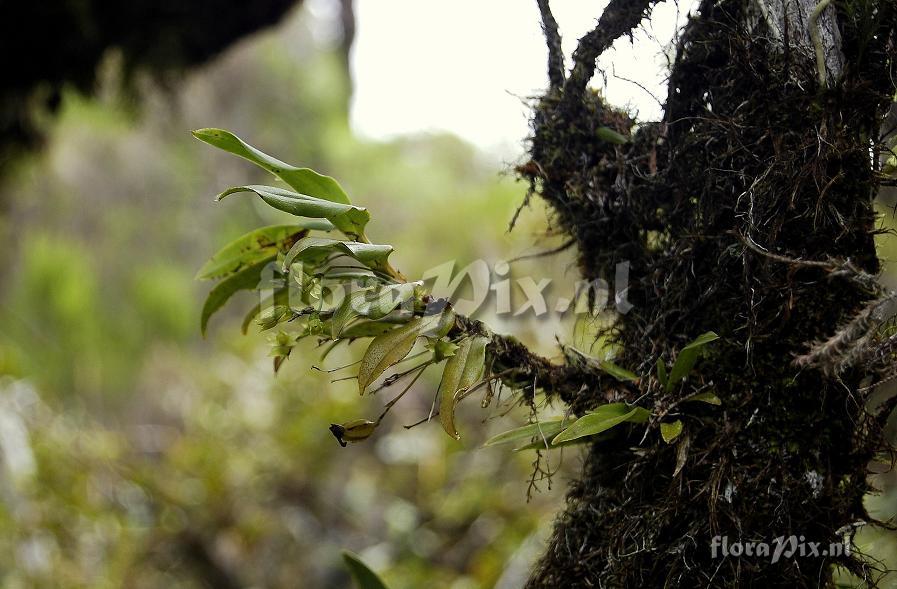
[241,287,291,334]
[341,551,390,589]
[339,319,404,339]
[483,419,567,448]
[218,185,369,239]
[427,338,459,362]
[552,403,649,445]
[660,420,684,443]
[283,237,393,273]
[568,347,639,382]
[357,309,453,394]
[667,331,720,390]
[330,283,418,338]
[201,256,276,336]
[513,434,610,452]
[683,391,722,405]
[599,359,640,382]
[596,126,629,144]
[656,358,668,388]
[438,335,489,440]
[192,128,352,205]
[196,224,325,281]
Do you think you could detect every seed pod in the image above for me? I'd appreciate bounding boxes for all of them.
[329,419,377,447]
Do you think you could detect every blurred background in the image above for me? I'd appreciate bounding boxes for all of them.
[2,1,897,587]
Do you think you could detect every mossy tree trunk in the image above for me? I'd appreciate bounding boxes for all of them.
[520,1,897,586]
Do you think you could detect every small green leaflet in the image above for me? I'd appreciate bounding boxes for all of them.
[667,331,719,390]
[660,420,684,443]
[341,551,390,589]
[599,359,639,382]
[438,335,489,440]
[201,256,276,336]
[568,347,639,382]
[338,319,403,339]
[655,358,668,388]
[427,338,458,362]
[192,128,352,205]
[596,126,629,144]
[283,236,393,273]
[483,419,568,448]
[196,224,326,281]
[330,283,418,338]
[683,391,722,405]
[357,308,455,394]
[218,185,369,239]
[552,403,650,444]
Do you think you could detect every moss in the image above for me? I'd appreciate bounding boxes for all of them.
[523,0,897,586]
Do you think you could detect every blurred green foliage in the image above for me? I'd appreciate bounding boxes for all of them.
[0,6,576,588]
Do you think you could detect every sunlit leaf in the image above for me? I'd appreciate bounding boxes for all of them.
[342,551,390,589]
[192,128,352,204]
[218,185,369,238]
[667,331,719,390]
[438,335,488,440]
[201,256,276,336]
[552,403,649,444]
[283,236,393,273]
[660,420,684,443]
[196,224,324,280]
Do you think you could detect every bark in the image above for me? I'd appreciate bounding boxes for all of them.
[519,0,897,586]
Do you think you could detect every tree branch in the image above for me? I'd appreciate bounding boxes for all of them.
[565,0,663,98]
[536,0,565,90]
[452,313,630,409]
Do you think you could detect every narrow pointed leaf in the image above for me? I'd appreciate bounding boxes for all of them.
[596,126,629,144]
[667,331,720,390]
[201,256,276,336]
[483,419,567,447]
[599,359,639,382]
[357,311,450,394]
[341,551,390,589]
[660,420,684,443]
[552,403,649,445]
[218,185,369,238]
[683,391,722,405]
[656,358,668,388]
[437,335,488,440]
[673,432,691,477]
[193,128,352,204]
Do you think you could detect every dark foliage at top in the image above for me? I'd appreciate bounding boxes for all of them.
[0,0,300,167]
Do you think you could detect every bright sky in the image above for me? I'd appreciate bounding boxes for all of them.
[350,1,695,156]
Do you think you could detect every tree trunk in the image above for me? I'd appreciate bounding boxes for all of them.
[521,0,897,586]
